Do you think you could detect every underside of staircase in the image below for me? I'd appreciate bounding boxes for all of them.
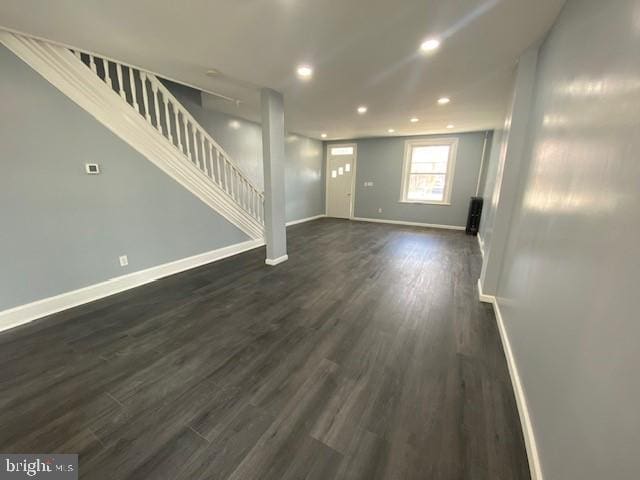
[0,31,265,240]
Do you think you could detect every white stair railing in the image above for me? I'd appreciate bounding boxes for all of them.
[71,50,264,226]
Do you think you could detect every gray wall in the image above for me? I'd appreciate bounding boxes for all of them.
[482,0,640,478]
[330,131,489,227]
[0,45,249,311]
[164,81,324,223]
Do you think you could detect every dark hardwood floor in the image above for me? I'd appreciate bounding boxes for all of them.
[0,218,529,479]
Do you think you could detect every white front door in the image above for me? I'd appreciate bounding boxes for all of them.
[326,144,356,219]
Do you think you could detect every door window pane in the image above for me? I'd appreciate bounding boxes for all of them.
[330,146,354,156]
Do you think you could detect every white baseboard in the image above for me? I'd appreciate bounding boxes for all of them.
[352,216,465,231]
[477,280,543,480]
[285,214,326,227]
[477,278,495,304]
[0,239,264,333]
[265,254,289,266]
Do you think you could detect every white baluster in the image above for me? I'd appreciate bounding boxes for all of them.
[230,167,236,199]
[140,73,151,121]
[102,59,112,87]
[251,188,256,217]
[74,50,82,61]
[216,151,223,186]
[257,196,262,222]
[116,63,126,100]
[162,93,173,143]
[151,83,163,134]
[239,178,245,209]
[253,189,257,217]
[192,129,200,167]
[223,159,230,193]
[185,121,192,161]
[174,108,183,152]
[89,54,97,74]
[128,67,139,111]
[200,135,207,173]
[208,144,215,181]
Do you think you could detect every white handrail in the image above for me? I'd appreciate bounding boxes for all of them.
[72,50,264,226]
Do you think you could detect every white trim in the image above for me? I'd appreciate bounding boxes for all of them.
[0,32,264,240]
[477,235,485,259]
[352,217,465,231]
[399,137,459,205]
[476,280,543,480]
[265,255,289,266]
[325,142,358,219]
[285,214,326,227]
[477,278,494,304]
[0,239,264,333]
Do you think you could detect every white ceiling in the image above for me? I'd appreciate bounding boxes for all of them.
[0,0,565,140]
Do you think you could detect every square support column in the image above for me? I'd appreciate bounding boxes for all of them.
[260,88,288,265]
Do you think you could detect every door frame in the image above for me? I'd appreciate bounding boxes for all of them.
[325,143,358,219]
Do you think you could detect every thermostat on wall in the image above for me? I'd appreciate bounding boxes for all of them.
[85,163,100,175]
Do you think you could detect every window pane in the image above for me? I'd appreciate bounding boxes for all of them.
[338,167,344,175]
[410,145,449,173]
[331,170,337,178]
[331,146,354,156]
[407,174,446,201]
[345,163,351,172]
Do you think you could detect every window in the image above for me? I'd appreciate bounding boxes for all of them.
[400,138,458,204]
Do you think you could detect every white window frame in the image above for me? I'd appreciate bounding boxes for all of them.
[399,138,458,205]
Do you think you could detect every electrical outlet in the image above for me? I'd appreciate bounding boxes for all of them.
[378,208,383,213]
[119,255,129,267]
[85,163,100,175]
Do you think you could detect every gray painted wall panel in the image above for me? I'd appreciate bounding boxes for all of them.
[0,45,249,311]
[329,132,488,227]
[484,0,640,478]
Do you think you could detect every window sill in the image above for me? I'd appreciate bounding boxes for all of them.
[398,200,451,206]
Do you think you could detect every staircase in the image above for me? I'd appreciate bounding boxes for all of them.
[0,31,265,240]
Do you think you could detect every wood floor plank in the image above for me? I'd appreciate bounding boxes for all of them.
[0,219,530,479]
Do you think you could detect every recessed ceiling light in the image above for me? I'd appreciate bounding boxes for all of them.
[321,133,327,138]
[357,105,368,114]
[296,64,313,79]
[205,69,219,77]
[438,97,450,105]
[446,124,454,129]
[410,117,419,123]
[229,120,240,129]
[387,128,395,133]
[420,38,441,52]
